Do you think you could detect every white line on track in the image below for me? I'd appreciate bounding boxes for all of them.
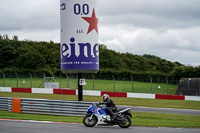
[0,119,82,125]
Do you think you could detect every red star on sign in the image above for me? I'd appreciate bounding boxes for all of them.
[82,8,98,34]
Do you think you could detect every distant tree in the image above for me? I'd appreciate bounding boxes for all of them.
[1,34,198,79]
[12,36,19,41]
[0,45,17,68]
[17,51,46,69]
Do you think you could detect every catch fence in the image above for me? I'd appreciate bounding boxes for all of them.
[0,73,179,95]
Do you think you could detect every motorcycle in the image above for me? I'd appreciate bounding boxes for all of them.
[83,103,132,128]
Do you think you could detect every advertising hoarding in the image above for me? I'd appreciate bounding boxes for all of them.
[60,0,99,74]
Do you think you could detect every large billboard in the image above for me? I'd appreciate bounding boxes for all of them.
[60,0,99,74]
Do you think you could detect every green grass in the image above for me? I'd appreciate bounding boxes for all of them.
[0,111,200,128]
[0,111,82,123]
[1,92,200,110]
[83,79,177,95]
[0,77,178,95]
[133,112,200,128]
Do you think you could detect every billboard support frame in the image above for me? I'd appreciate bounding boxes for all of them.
[78,73,83,101]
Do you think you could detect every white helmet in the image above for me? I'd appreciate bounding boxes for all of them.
[102,94,109,101]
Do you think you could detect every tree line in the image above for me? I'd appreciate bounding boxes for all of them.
[0,35,199,80]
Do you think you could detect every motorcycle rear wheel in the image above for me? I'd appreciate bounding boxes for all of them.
[117,115,132,128]
[83,115,97,127]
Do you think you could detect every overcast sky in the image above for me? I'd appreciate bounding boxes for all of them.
[0,0,200,66]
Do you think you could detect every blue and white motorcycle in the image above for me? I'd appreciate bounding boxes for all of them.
[83,103,132,128]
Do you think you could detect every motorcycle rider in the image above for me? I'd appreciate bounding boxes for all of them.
[98,94,118,120]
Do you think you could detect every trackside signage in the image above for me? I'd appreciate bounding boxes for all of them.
[60,0,99,74]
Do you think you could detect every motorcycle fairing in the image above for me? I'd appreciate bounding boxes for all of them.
[86,104,110,125]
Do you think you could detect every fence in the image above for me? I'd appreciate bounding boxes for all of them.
[0,73,179,95]
[0,97,101,116]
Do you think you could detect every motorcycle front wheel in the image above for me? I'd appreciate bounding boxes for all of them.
[117,115,132,128]
[83,115,97,127]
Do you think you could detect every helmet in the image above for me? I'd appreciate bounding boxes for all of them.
[102,94,109,101]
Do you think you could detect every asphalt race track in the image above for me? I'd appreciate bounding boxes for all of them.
[0,120,199,133]
[118,106,200,115]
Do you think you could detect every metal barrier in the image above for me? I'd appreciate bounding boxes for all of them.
[0,97,12,111]
[20,98,96,116]
[0,97,102,116]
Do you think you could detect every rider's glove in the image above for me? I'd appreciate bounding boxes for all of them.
[97,102,102,106]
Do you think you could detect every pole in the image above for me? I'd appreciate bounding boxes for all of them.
[149,76,152,93]
[29,73,32,88]
[92,74,94,90]
[112,75,115,92]
[67,74,69,88]
[130,76,133,92]
[2,73,5,87]
[78,73,83,101]
[166,77,168,94]
[43,73,45,88]
[15,73,18,88]
[187,78,190,90]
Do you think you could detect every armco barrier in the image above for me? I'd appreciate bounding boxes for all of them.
[0,97,99,116]
[0,97,12,111]
[20,98,95,116]
[0,87,200,101]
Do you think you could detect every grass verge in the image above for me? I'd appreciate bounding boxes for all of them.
[1,92,200,110]
[0,111,200,128]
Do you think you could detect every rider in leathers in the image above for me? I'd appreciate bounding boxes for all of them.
[99,94,118,120]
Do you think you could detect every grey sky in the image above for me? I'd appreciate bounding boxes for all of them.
[0,0,200,66]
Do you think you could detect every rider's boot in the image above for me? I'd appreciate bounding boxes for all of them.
[111,115,116,121]
[111,113,118,121]
[111,113,121,121]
